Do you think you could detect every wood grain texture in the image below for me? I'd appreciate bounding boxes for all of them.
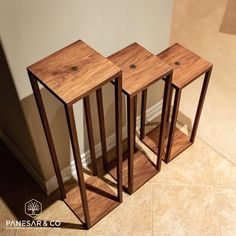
[65,176,119,228]
[157,43,212,89]
[27,40,121,104]
[108,43,172,96]
[108,149,158,193]
[142,125,192,163]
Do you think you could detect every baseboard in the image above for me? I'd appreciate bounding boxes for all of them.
[69,125,128,179]
[69,99,163,182]
[136,99,163,126]
[0,100,163,195]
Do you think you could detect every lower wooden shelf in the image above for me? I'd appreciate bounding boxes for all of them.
[108,149,158,193]
[142,124,192,162]
[64,176,119,227]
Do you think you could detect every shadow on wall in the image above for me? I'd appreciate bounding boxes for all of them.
[220,0,236,35]
[84,82,127,164]
[0,38,45,180]
[21,88,71,180]
[0,36,72,193]
[82,82,127,190]
[0,37,121,228]
[0,34,126,194]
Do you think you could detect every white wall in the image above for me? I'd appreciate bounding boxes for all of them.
[0,0,173,192]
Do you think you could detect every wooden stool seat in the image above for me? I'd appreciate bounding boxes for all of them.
[109,42,172,96]
[108,42,173,194]
[142,43,213,163]
[28,40,121,104]
[158,43,212,88]
[27,40,123,229]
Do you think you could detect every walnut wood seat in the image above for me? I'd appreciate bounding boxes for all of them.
[142,43,213,163]
[108,42,173,194]
[27,40,123,229]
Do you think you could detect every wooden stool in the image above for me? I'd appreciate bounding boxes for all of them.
[142,43,213,163]
[108,43,173,194]
[27,40,123,229]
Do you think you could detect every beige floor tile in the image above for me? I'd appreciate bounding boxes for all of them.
[121,232,152,236]
[215,187,236,236]
[152,139,213,186]
[1,213,18,235]
[0,209,17,230]
[90,231,151,236]
[86,184,152,236]
[17,228,85,236]
[152,184,221,236]
[170,0,236,165]
[0,228,17,236]
[208,148,236,188]
[17,228,53,236]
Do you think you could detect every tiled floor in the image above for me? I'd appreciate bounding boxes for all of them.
[1,129,236,235]
[1,1,236,235]
[170,0,236,165]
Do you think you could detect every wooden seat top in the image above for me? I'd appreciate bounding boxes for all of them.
[157,43,212,89]
[108,43,172,96]
[27,40,121,104]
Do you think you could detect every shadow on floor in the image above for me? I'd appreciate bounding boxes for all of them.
[0,140,85,230]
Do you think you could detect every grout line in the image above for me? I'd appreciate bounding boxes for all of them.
[209,149,222,236]
[151,182,214,187]
[212,190,223,236]
[198,136,236,167]
[152,181,236,190]
[213,185,236,190]
[151,181,153,236]
[177,121,236,167]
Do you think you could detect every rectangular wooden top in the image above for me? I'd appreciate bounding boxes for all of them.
[108,43,172,96]
[27,40,121,104]
[157,43,212,89]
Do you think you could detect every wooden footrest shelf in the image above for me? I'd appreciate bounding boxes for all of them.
[142,125,192,162]
[108,149,158,193]
[64,176,120,227]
